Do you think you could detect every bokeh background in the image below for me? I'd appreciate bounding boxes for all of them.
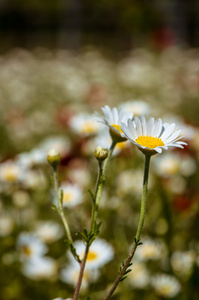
[0,1,199,300]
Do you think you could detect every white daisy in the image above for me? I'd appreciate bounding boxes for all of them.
[95,105,133,142]
[119,100,151,116]
[0,160,25,183]
[59,183,83,208]
[70,113,101,136]
[22,256,57,281]
[171,250,196,278]
[151,274,181,298]
[35,221,64,243]
[0,213,15,237]
[121,115,187,155]
[16,232,48,261]
[69,238,114,269]
[127,261,150,288]
[135,237,166,261]
[60,261,99,290]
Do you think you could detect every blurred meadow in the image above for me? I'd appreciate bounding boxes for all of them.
[0,1,199,300]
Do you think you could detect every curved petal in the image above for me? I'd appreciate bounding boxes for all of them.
[160,123,176,141]
[147,118,155,135]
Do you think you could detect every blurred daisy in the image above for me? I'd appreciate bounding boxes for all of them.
[120,100,151,116]
[0,213,15,237]
[69,238,114,269]
[16,232,48,261]
[35,221,64,243]
[127,261,150,288]
[121,115,187,155]
[171,250,196,278]
[151,274,181,298]
[95,105,133,142]
[70,113,101,136]
[59,183,83,208]
[0,160,25,183]
[153,153,196,177]
[135,238,166,261]
[60,261,99,290]
[22,256,57,281]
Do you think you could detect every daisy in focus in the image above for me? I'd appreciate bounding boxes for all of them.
[69,238,114,269]
[95,105,133,143]
[151,274,181,298]
[121,115,187,155]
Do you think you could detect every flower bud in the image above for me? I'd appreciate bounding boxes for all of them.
[47,149,61,169]
[94,146,108,161]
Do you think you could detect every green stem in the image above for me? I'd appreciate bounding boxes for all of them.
[53,170,73,242]
[73,141,116,300]
[104,154,151,300]
[90,141,116,233]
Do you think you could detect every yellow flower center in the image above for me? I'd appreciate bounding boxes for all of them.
[63,192,72,203]
[87,251,98,261]
[22,245,32,256]
[4,167,18,182]
[82,122,96,134]
[160,285,173,296]
[136,135,164,149]
[111,124,123,134]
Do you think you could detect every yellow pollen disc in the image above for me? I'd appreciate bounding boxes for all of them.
[4,168,18,182]
[22,245,32,256]
[82,122,96,134]
[111,124,123,134]
[87,251,98,261]
[136,135,164,149]
[63,192,72,203]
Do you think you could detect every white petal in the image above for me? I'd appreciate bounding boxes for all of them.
[102,106,113,124]
[164,129,181,144]
[147,118,154,135]
[155,147,162,153]
[140,115,147,135]
[166,144,184,149]
[118,109,125,123]
[112,107,119,124]
[122,112,133,124]
[160,123,176,141]
[128,119,138,139]
[153,118,162,137]
[121,123,134,140]
[134,116,142,136]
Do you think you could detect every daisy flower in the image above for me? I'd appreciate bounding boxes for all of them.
[22,256,57,281]
[70,113,101,136]
[35,221,64,243]
[69,238,114,269]
[60,261,99,290]
[134,237,166,261]
[121,115,187,155]
[95,105,133,143]
[151,274,181,298]
[16,232,48,261]
[119,100,151,116]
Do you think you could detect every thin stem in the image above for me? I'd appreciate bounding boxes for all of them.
[73,141,116,300]
[104,154,151,300]
[73,243,89,300]
[90,141,116,233]
[53,170,73,242]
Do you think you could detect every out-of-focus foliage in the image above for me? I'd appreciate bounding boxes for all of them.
[0,47,199,300]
